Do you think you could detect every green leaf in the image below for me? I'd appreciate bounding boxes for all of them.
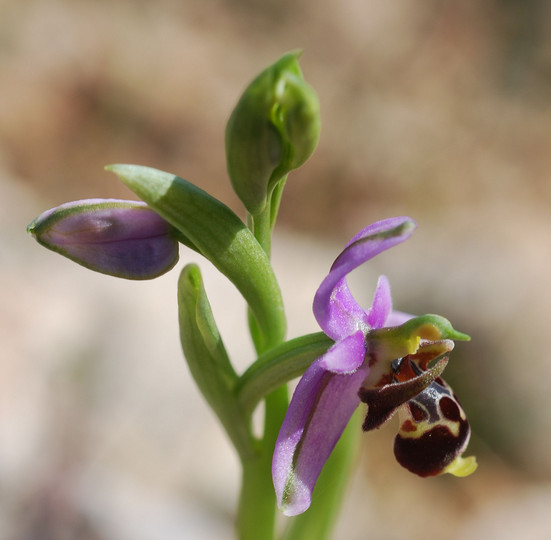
[107,163,286,351]
[177,264,254,461]
[236,332,333,415]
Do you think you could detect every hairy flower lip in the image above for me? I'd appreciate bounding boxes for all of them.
[392,356,476,478]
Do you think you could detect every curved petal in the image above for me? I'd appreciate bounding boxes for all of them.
[313,217,416,340]
[318,330,366,373]
[272,332,367,516]
[320,277,370,341]
[365,275,392,329]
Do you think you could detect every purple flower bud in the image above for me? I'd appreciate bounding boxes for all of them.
[27,199,179,279]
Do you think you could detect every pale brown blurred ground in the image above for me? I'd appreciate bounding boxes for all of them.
[2,0,551,538]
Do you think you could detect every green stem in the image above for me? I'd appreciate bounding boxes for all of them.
[245,203,281,351]
[237,450,276,540]
[236,205,290,539]
[269,176,287,229]
[248,206,273,258]
[237,384,289,540]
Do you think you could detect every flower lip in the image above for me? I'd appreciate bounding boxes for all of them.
[393,370,476,478]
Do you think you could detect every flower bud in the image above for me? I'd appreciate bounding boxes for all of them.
[27,199,179,279]
[225,51,321,215]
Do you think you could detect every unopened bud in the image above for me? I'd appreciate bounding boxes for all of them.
[27,199,179,279]
[225,51,320,215]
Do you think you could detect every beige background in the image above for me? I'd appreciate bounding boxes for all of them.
[2,1,551,538]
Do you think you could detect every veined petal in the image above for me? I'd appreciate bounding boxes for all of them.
[273,333,367,516]
[313,217,416,340]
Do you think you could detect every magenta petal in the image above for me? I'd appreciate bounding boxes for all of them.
[320,278,370,341]
[272,334,368,516]
[365,275,392,329]
[313,217,416,339]
[385,310,415,327]
[319,330,366,373]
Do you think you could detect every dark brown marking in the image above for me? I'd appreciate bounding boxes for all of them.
[409,401,428,422]
[439,396,461,422]
[393,419,470,477]
[401,420,417,433]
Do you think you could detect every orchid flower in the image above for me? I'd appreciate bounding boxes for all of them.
[272,216,477,516]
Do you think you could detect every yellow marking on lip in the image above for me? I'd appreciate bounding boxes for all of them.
[397,417,462,439]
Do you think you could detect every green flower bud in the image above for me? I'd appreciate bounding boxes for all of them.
[225,51,321,215]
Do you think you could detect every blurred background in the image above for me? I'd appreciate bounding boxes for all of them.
[2,0,551,538]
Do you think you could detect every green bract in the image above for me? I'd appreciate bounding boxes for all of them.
[225,51,320,216]
[107,164,286,351]
[177,264,254,461]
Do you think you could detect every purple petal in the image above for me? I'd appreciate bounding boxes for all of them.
[316,275,370,346]
[313,217,416,340]
[273,332,367,516]
[318,330,366,373]
[365,275,392,329]
[28,199,179,279]
[385,310,415,327]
